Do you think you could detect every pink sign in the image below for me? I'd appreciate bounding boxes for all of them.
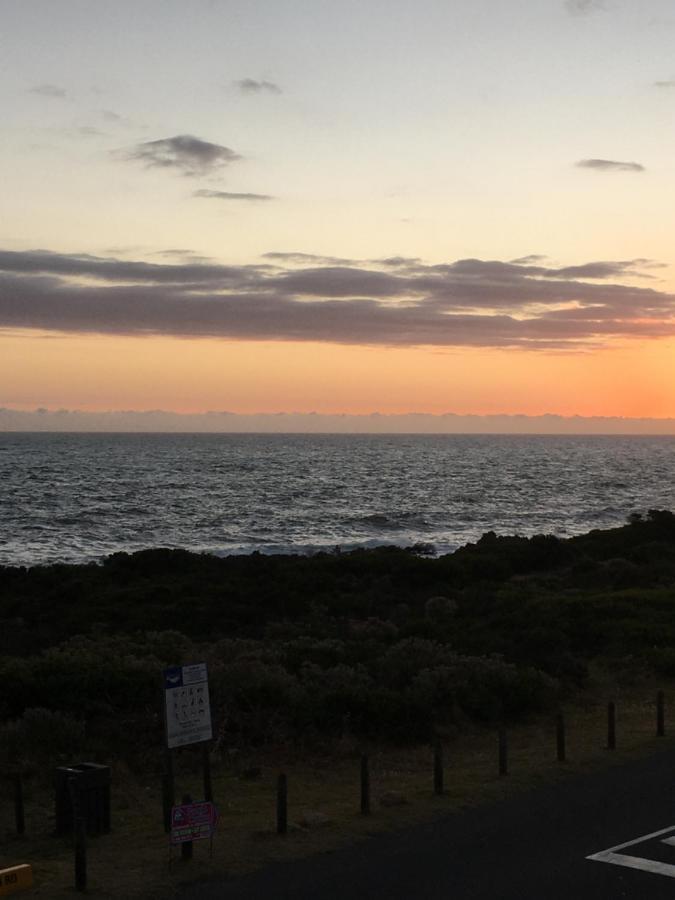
[170,801,218,845]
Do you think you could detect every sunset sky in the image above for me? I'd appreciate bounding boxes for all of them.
[3,0,675,426]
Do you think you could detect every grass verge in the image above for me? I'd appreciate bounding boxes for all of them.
[2,677,674,898]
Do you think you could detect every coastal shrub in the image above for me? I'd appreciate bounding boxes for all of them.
[0,707,85,766]
[4,515,675,756]
[210,637,282,666]
[278,638,347,673]
[0,657,32,718]
[424,596,458,625]
[452,656,558,721]
[211,659,300,745]
[378,639,452,689]
[0,640,159,720]
[645,647,675,677]
[298,663,375,735]
[367,686,438,742]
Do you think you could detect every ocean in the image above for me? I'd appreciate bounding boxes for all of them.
[1,432,674,568]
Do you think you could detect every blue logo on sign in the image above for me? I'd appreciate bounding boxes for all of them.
[164,666,183,689]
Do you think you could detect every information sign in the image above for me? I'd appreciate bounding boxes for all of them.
[169,801,218,845]
[164,663,212,749]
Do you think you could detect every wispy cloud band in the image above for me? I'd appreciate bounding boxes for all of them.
[0,249,673,350]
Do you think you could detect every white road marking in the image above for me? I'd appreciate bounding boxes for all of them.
[587,825,675,879]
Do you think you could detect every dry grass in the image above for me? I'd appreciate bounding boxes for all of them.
[2,678,674,898]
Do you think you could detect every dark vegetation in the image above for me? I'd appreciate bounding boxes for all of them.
[2,510,675,767]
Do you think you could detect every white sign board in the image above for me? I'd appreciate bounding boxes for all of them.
[164,663,213,749]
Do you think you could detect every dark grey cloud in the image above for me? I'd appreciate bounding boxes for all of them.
[194,189,275,202]
[0,249,257,286]
[29,83,67,98]
[575,158,645,172]
[565,0,605,14]
[120,134,241,176]
[654,80,675,88]
[234,78,282,95]
[0,249,673,350]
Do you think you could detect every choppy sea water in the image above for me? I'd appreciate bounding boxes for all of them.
[1,432,674,567]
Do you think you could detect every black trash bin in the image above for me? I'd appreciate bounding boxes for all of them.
[55,762,111,836]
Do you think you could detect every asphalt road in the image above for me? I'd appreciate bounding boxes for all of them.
[180,746,675,899]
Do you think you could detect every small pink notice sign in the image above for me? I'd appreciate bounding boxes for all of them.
[170,801,218,845]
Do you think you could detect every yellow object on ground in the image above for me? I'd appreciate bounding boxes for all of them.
[0,865,33,896]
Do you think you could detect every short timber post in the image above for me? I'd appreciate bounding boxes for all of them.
[13,771,25,835]
[162,748,174,834]
[203,743,213,802]
[556,713,566,763]
[498,728,508,776]
[433,739,444,795]
[277,773,288,835]
[607,701,616,750]
[181,794,193,861]
[360,755,370,815]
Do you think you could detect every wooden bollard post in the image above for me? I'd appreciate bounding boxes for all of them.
[556,713,566,763]
[657,691,665,737]
[13,771,25,835]
[162,748,174,834]
[498,728,508,776]
[74,813,87,891]
[433,739,444,795]
[277,773,288,835]
[203,743,213,802]
[360,755,370,815]
[607,701,616,750]
[69,778,87,892]
[181,794,193,861]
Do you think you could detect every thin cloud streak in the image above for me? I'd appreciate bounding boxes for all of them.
[234,78,282,95]
[564,0,605,14]
[28,83,67,98]
[194,189,275,202]
[576,158,645,172]
[1,249,674,350]
[263,252,355,266]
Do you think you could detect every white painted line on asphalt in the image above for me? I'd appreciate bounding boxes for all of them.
[587,825,675,879]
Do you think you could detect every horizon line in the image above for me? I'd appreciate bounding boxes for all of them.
[3,407,675,435]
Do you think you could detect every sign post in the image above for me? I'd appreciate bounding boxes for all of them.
[162,663,215,842]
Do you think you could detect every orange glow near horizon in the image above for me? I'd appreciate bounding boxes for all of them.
[2,328,675,420]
